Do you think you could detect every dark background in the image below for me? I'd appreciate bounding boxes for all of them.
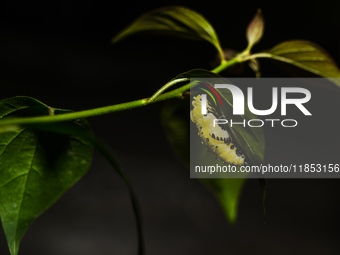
[1,0,340,254]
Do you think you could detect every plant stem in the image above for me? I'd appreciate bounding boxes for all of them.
[93,138,145,255]
[0,57,242,127]
[211,57,240,73]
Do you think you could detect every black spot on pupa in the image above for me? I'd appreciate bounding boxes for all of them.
[201,132,203,134]
[211,133,215,139]
[242,155,245,158]
[217,136,219,141]
[230,145,234,149]
[200,126,202,129]
[236,149,242,156]
[215,145,218,148]
[226,137,231,145]
[206,138,209,142]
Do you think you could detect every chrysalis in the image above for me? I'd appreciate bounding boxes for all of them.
[190,94,246,166]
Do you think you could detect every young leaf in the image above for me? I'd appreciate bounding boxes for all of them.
[112,6,224,61]
[252,40,340,87]
[0,97,94,255]
[246,9,264,50]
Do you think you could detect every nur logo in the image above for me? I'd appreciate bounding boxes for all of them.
[199,84,312,128]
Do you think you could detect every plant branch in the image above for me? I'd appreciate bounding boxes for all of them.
[0,56,243,127]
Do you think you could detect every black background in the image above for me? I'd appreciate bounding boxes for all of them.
[1,0,340,254]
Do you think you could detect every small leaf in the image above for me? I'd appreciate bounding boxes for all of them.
[0,97,94,255]
[112,6,224,60]
[258,40,340,87]
[246,9,264,49]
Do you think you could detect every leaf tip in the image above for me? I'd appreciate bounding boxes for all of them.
[111,35,120,44]
[9,243,19,255]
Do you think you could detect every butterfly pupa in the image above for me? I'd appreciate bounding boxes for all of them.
[190,94,246,166]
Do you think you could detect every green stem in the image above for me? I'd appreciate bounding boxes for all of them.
[217,47,227,65]
[0,56,242,127]
[211,57,240,73]
[93,138,145,255]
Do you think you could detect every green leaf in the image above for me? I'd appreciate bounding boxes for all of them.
[246,9,264,50]
[0,96,94,255]
[255,40,340,87]
[202,178,246,223]
[160,95,246,223]
[112,6,224,61]
[160,69,265,223]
